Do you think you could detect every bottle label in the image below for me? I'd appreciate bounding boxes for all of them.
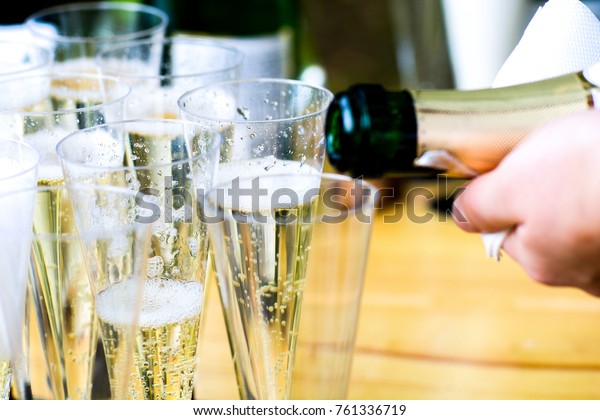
[175,28,294,79]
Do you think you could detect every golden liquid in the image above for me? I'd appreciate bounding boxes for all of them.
[208,160,319,399]
[55,120,211,399]
[118,124,209,284]
[20,93,107,140]
[0,360,11,400]
[96,278,203,400]
[5,83,119,399]
[26,179,98,400]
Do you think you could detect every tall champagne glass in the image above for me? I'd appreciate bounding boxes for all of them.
[0,72,130,399]
[203,173,377,401]
[57,118,220,399]
[62,183,152,400]
[0,140,40,399]
[178,78,333,399]
[97,35,243,390]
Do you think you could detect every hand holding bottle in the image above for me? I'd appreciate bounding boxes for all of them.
[453,109,600,297]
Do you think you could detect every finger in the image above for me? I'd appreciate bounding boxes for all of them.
[452,171,520,233]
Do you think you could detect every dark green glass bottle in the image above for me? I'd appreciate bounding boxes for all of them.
[325,70,599,178]
[150,0,300,79]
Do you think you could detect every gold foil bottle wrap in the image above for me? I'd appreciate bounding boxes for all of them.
[414,72,595,174]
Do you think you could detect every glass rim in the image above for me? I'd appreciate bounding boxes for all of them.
[0,139,40,182]
[177,77,335,124]
[0,40,53,78]
[0,72,132,116]
[56,118,221,172]
[204,171,378,217]
[96,36,245,80]
[25,1,169,44]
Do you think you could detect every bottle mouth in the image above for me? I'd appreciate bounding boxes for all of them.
[325,86,381,177]
[326,84,430,178]
[324,94,349,171]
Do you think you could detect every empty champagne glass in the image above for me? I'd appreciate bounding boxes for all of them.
[178,78,333,399]
[0,140,40,399]
[25,1,168,73]
[57,118,220,399]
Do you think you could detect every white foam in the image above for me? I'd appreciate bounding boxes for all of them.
[126,86,181,119]
[51,59,127,103]
[60,129,123,167]
[214,157,321,212]
[125,118,185,137]
[52,58,98,75]
[0,77,49,109]
[37,165,63,183]
[95,278,203,328]
[24,126,70,158]
[23,128,69,182]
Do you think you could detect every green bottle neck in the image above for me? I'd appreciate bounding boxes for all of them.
[325,84,419,178]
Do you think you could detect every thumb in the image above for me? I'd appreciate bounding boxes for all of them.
[452,172,519,233]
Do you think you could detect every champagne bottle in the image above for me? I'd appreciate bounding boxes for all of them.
[150,0,301,79]
[325,67,600,178]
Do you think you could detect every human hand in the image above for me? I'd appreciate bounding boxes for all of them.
[453,109,600,297]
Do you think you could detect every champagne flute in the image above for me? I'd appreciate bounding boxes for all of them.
[0,140,40,400]
[178,78,333,399]
[203,173,377,401]
[25,1,168,74]
[2,183,151,401]
[0,72,130,399]
[97,35,243,391]
[26,184,101,400]
[57,118,220,399]
[60,183,152,400]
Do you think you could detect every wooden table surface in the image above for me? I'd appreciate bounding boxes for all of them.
[193,179,600,400]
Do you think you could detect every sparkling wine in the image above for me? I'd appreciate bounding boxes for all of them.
[0,360,10,400]
[27,183,98,400]
[96,278,203,400]
[208,158,320,399]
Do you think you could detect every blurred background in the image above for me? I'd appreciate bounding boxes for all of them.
[4,0,600,91]
[7,0,600,400]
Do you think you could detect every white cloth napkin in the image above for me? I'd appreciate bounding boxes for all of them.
[493,0,600,88]
[0,24,42,44]
[483,0,600,260]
